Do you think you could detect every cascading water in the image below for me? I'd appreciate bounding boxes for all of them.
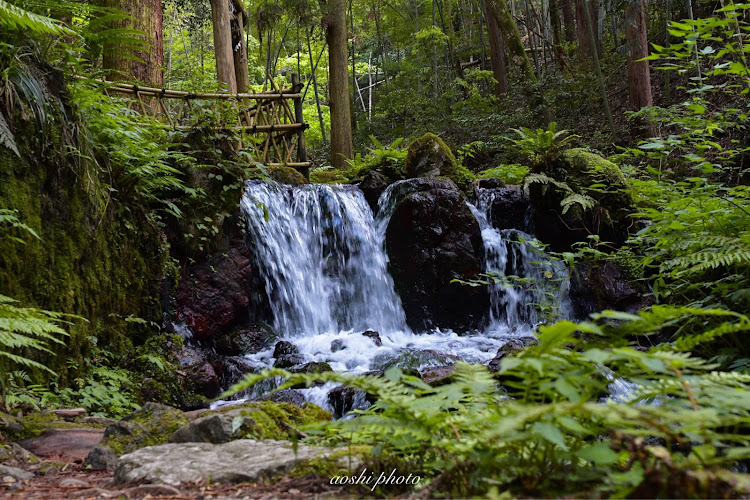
[240,181,407,336]
[223,180,570,412]
[470,187,571,330]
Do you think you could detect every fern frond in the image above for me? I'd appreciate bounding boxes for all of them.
[0,0,74,35]
[0,112,19,157]
[561,193,597,214]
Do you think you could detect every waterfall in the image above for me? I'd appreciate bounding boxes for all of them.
[469,187,571,329]
[240,181,408,337]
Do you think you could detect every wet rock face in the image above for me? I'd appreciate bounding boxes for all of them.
[272,341,305,368]
[474,185,531,231]
[385,178,490,332]
[215,323,278,356]
[174,247,255,341]
[358,170,389,213]
[570,260,652,317]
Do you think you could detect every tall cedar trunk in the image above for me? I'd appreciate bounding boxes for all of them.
[561,0,575,42]
[574,0,592,58]
[484,1,509,95]
[326,0,354,170]
[98,0,164,85]
[625,0,653,109]
[590,0,602,53]
[210,0,237,93]
[231,2,250,93]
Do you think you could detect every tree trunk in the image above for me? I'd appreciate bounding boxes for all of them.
[326,0,354,170]
[484,0,509,95]
[574,0,592,58]
[624,0,653,109]
[231,1,250,93]
[549,0,562,48]
[486,0,536,85]
[97,0,164,85]
[210,0,237,93]
[561,0,575,42]
[486,0,550,120]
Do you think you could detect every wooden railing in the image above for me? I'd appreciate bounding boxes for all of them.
[78,74,310,177]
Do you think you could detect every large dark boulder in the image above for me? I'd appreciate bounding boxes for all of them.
[529,149,635,252]
[570,260,652,317]
[215,323,278,356]
[358,170,389,213]
[174,247,255,341]
[385,178,489,332]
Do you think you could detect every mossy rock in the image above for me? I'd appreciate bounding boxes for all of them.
[96,403,188,457]
[477,164,529,185]
[310,168,348,184]
[529,148,635,251]
[404,133,475,195]
[269,166,308,185]
[205,401,331,441]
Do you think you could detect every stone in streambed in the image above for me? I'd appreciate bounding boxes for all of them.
[272,341,305,368]
[362,330,382,346]
[358,170,389,212]
[114,440,331,486]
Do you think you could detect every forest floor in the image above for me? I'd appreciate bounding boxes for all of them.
[2,460,345,499]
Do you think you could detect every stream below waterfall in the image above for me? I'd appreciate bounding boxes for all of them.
[205,180,576,412]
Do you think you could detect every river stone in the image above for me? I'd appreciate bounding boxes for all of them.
[85,445,117,470]
[168,413,253,444]
[0,464,34,481]
[258,389,306,407]
[114,440,332,485]
[385,178,490,332]
[362,330,382,347]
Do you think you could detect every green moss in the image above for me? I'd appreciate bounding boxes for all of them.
[206,401,331,441]
[11,413,58,441]
[560,149,628,188]
[0,115,167,384]
[405,133,474,195]
[310,168,348,184]
[289,445,373,478]
[477,164,529,185]
[100,403,187,456]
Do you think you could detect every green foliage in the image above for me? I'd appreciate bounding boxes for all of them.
[71,81,202,218]
[476,163,528,185]
[223,311,750,497]
[507,122,578,171]
[346,136,408,182]
[0,0,73,36]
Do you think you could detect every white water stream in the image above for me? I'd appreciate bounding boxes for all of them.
[212,180,575,411]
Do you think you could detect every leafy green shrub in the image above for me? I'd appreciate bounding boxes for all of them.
[476,164,529,185]
[346,136,408,183]
[223,308,750,497]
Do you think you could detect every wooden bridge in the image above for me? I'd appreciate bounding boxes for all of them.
[81,74,310,178]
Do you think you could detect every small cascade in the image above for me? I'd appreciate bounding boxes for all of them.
[241,181,408,336]
[470,187,570,329]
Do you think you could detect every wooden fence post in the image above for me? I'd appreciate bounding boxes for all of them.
[291,73,309,180]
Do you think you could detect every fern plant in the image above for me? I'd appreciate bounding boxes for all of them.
[221,310,750,497]
[507,122,578,171]
[0,0,73,35]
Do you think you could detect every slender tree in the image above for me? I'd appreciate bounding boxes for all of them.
[210,0,237,92]
[231,0,250,93]
[561,0,575,42]
[97,0,164,85]
[483,0,509,95]
[624,0,653,109]
[324,0,354,169]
